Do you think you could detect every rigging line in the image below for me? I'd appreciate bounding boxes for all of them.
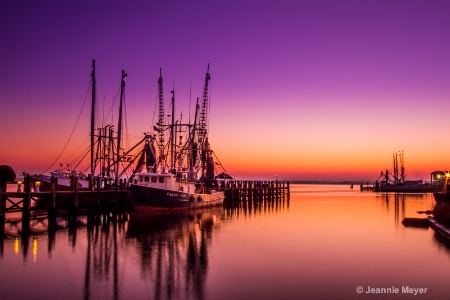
[104,85,121,126]
[41,81,92,174]
[72,144,91,171]
[62,134,90,167]
[68,139,90,168]
[189,79,192,124]
[208,79,211,133]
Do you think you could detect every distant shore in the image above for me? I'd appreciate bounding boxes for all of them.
[290,180,373,185]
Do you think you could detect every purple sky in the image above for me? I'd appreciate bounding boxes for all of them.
[1,0,450,181]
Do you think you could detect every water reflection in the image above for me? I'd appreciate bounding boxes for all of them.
[123,192,289,299]
[376,192,450,255]
[376,193,429,230]
[224,195,289,218]
[4,186,450,299]
[83,215,127,300]
[126,207,224,300]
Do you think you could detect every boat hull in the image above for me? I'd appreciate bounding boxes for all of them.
[29,175,90,191]
[129,184,225,210]
[433,192,450,202]
[377,182,433,193]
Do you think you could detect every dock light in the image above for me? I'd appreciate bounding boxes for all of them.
[17,181,23,192]
[35,181,41,192]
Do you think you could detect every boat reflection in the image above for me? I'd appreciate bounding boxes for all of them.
[377,193,450,253]
[125,197,289,300]
[126,207,224,300]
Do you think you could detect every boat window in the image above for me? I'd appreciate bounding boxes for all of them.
[151,176,157,183]
[159,177,164,183]
[139,176,143,183]
[144,176,149,182]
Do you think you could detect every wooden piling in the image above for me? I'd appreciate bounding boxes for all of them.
[0,183,6,239]
[22,175,31,238]
[49,176,57,216]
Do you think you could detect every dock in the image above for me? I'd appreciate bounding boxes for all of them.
[1,175,130,239]
[1,175,290,238]
[223,180,290,204]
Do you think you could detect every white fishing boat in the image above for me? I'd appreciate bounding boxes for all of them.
[129,66,231,210]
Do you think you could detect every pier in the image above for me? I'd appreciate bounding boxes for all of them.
[223,180,290,203]
[1,175,290,238]
[0,175,130,239]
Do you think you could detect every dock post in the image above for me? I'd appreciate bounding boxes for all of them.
[88,174,93,191]
[287,181,290,200]
[73,177,79,208]
[50,176,56,216]
[22,175,32,239]
[276,178,279,201]
[0,183,6,239]
[68,177,79,219]
[96,176,101,213]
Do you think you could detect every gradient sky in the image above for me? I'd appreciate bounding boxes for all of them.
[1,0,450,181]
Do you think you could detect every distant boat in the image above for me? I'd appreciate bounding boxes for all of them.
[129,66,232,210]
[374,151,433,193]
[27,164,89,191]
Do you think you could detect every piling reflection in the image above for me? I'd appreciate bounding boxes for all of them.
[82,214,128,300]
[126,207,224,300]
[224,193,289,218]
[377,192,450,253]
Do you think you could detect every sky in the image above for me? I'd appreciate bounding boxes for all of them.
[1,0,450,181]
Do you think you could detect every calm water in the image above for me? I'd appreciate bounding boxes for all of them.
[1,184,450,299]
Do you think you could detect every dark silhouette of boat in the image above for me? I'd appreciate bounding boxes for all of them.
[129,66,232,210]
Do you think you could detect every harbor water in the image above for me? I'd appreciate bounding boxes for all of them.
[1,184,450,299]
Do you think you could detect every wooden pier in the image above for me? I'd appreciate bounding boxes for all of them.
[0,175,130,239]
[1,175,290,238]
[223,180,290,203]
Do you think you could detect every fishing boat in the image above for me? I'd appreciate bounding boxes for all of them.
[374,151,433,193]
[26,60,135,191]
[129,66,231,210]
[28,164,90,191]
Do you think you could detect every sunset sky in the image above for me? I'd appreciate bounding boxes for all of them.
[1,0,450,181]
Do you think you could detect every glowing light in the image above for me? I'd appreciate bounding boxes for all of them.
[33,236,38,262]
[17,181,23,192]
[14,237,19,254]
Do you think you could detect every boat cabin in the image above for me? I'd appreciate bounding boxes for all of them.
[135,172,198,193]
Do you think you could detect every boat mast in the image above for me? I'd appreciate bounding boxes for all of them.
[170,89,175,171]
[198,64,210,147]
[157,69,165,170]
[190,98,200,176]
[116,70,127,181]
[393,152,398,184]
[199,65,211,178]
[400,150,405,183]
[90,59,96,178]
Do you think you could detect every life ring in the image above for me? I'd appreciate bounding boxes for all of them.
[197,196,202,203]
[189,196,195,202]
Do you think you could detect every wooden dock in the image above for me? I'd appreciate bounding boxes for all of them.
[0,175,130,239]
[223,180,290,203]
[1,175,290,238]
